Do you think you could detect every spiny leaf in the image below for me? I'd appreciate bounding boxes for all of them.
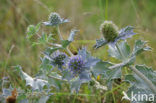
[125,65,156,96]
[91,61,112,78]
[15,66,48,90]
[93,38,107,49]
[108,41,131,61]
[132,40,151,56]
[38,96,50,103]
[26,23,41,39]
[68,29,79,41]
[70,78,82,93]
[105,67,122,89]
[118,26,136,40]
[48,72,65,90]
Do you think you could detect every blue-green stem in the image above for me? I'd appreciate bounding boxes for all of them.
[57,26,73,56]
[115,43,125,60]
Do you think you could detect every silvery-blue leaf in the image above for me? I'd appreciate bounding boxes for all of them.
[108,41,131,61]
[39,95,50,103]
[118,26,136,40]
[2,88,11,97]
[93,38,107,49]
[70,78,82,93]
[106,67,122,89]
[43,19,69,26]
[85,57,100,68]
[125,65,156,97]
[78,47,87,60]
[62,69,73,81]
[79,70,91,82]
[15,66,48,90]
[42,21,52,26]
[61,18,70,23]
[132,40,151,57]
[48,72,65,90]
[68,29,79,41]
[91,61,112,78]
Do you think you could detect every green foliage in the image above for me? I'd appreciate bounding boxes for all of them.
[26,23,41,39]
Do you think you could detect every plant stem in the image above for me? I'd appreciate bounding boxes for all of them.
[57,26,73,56]
[57,26,63,41]
[115,43,125,60]
[108,62,127,70]
[129,66,156,94]
[105,0,108,20]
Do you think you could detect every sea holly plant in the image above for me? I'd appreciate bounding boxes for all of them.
[1,12,156,103]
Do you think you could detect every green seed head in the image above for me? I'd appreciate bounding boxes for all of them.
[100,21,119,42]
[48,12,61,24]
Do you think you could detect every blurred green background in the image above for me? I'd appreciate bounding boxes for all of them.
[0,0,156,102]
[1,0,156,77]
[0,0,156,97]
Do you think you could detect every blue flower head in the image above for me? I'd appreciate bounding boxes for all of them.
[68,48,99,81]
[52,51,67,66]
[68,56,85,74]
[94,21,136,48]
[43,12,69,26]
[44,51,67,70]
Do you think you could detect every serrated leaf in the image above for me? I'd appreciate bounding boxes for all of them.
[44,47,62,55]
[26,23,41,39]
[62,69,73,81]
[68,29,79,41]
[61,40,71,48]
[132,40,151,56]
[106,67,122,89]
[118,26,136,40]
[108,41,131,61]
[125,65,156,97]
[48,72,64,90]
[15,66,48,90]
[79,70,91,81]
[40,57,53,71]
[93,38,107,49]
[38,96,50,103]
[70,78,82,93]
[91,61,112,78]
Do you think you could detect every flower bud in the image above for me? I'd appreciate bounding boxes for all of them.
[100,21,119,42]
[48,12,61,25]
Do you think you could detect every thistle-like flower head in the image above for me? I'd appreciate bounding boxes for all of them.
[52,51,67,66]
[44,51,67,70]
[48,12,62,25]
[67,48,99,80]
[43,12,69,26]
[100,21,118,42]
[94,21,136,49]
[68,56,84,74]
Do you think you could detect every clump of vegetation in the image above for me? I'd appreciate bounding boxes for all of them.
[0,12,156,103]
